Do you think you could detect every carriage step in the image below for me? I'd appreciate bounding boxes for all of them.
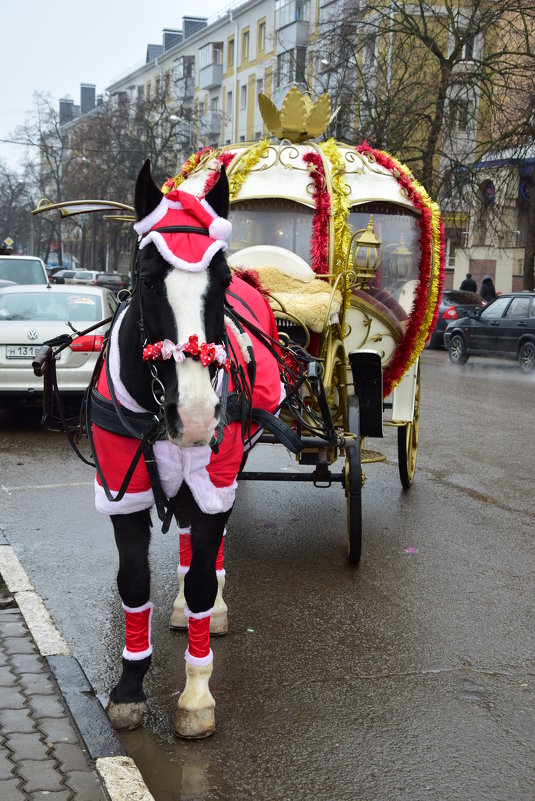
[361,449,386,464]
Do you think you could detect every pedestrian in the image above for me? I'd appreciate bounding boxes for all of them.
[479,274,496,302]
[459,272,477,292]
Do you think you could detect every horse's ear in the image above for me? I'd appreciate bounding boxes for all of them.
[134,159,163,221]
[205,165,229,219]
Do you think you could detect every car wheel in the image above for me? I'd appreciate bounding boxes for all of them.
[519,341,535,373]
[448,334,468,365]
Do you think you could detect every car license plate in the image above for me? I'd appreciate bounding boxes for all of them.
[6,345,43,360]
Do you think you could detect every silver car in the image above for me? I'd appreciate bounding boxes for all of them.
[0,285,118,405]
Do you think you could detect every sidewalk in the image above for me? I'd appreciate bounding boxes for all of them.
[0,529,154,801]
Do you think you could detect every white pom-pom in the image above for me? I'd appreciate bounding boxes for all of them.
[209,217,232,242]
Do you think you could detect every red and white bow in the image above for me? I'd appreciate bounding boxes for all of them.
[143,335,231,372]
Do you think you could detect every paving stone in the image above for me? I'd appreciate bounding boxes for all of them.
[27,694,67,719]
[38,716,79,745]
[2,637,36,656]
[0,707,36,734]
[0,746,16,780]
[0,649,9,667]
[0,664,16,686]
[8,652,46,674]
[0,777,26,799]
[18,671,56,696]
[0,620,27,638]
[17,758,66,793]
[53,741,93,773]
[65,769,108,801]
[0,685,26,710]
[0,609,22,622]
[32,793,71,801]
[7,731,50,761]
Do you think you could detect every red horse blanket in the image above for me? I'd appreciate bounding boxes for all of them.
[92,275,282,515]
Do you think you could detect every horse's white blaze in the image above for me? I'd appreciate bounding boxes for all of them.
[165,269,219,446]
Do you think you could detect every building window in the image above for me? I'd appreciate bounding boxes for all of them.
[199,42,223,70]
[460,31,475,60]
[242,30,250,61]
[211,96,219,112]
[277,51,292,88]
[363,34,376,66]
[227,89,233,114]
[450,98,470,131]
[228,37,235,66]
[257,77,264,97]
[240,84,247,110]
[276,0,310,29]
[277,48,306,87]
[258,21,266,51]
[146,81,151,99]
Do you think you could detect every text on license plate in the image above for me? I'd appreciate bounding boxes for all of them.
[6,345,43,359]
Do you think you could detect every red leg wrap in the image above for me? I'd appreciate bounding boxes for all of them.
[123,602,153,660]
[179,528,192,573]
[187,615,211,660]
[215,535,224,573]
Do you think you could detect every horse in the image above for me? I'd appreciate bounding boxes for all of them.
[89,160,286,738]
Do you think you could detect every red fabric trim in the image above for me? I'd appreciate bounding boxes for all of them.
[188,616,211,658]
[202,152,237,195]
[302,151,330,276]
[215,537,224,572]
[125,607,152,654]
[179,531,192,568]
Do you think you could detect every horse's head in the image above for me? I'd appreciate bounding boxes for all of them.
[133,160,232,447]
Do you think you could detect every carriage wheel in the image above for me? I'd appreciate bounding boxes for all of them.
[397,362,421,489]
[345,395,362,565]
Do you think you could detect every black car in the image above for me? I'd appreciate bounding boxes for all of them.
[51,269,77,284]
[427,289,485,348]
[444,292,535,372]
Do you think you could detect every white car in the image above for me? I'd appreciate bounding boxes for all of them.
[0,255,50,286]
[0,285,118,406]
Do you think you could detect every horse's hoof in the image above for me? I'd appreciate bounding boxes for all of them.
[209,610,228,636]
[106,699,145,731]
[174,706,216,739]
[170,608,188,630]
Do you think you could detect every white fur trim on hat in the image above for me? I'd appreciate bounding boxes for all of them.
[134,197,182,237]
[208,217,232,242]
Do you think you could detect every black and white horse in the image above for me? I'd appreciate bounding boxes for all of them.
[91,161,283,738]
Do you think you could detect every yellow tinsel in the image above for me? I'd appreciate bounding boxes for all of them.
[228,139,270,201]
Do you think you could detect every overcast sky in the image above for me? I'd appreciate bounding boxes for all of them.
[0,0,228,172]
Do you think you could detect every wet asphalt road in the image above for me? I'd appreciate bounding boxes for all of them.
[1,349,534,801]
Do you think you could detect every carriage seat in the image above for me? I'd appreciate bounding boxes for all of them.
[228,247,342,334]
[351,286,409,340]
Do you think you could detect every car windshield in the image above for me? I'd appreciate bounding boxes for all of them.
[0,291,102,321]
[0,258,45,285]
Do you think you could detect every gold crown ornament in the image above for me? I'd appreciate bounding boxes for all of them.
[258,86,332,143]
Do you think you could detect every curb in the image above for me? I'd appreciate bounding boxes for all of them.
[0,533,155,801]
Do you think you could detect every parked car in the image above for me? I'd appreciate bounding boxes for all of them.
[0,255,50,286]
[444,292,535,373]
[0,285,118,406]
[46,265,65,280]
[427,289,485,348]
[51,269,77,285]
[95,272,130,293]
[71,270,102,286]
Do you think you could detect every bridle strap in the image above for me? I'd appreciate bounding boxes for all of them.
[152,225,210,236]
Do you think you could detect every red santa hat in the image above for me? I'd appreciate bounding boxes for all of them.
[133,188,232,272]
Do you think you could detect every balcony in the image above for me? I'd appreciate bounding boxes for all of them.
[199,63,223,90]
[200,111,223,138]
[277,20,309,51]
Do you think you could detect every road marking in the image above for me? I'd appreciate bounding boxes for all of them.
[2,481,92,493]
[97,757,156,801]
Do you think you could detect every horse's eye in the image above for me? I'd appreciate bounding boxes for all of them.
[142,276,156,291]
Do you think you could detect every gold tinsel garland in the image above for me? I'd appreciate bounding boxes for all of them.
[228,139,270,201]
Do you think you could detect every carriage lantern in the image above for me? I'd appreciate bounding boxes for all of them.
[350,215,382,289]
[387,233,412,279]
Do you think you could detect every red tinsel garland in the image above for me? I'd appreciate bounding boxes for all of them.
[302,151,330,276]
[355,142,440,395]
[202,151,237,195]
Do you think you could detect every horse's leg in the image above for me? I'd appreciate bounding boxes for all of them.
[170,525,228,635]
[106,510,152,731]
[175,502,231,739]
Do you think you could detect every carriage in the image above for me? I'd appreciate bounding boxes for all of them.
[31,87,445,738]
[156,87,445,564]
